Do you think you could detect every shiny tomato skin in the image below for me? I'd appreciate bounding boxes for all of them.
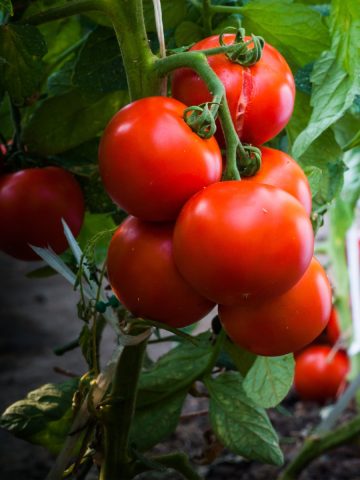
[173,181,314,305]
[327,307,341,345]
[107,216,215,327]
[0,167,85,261]
[294,345,350,402]
[172,35,295,146]
[219,258,332,356]
[99,96,222,222]
[243,147,312,215]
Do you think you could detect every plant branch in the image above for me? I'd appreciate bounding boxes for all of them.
[19,0,103,25]
[202,0,213,35]
[279,415,360,480]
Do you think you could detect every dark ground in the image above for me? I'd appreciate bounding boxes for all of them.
[1,253,360,480]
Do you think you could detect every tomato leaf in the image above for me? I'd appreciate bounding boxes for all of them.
[240,0,330,69]
[76,212,116,264]
[22,89,128,155]
[73,27,127,94]
[224,339,256,377]
[0,379,78,454]
[207,372,283,466]
[243,354,295,408]
[0,0,13,15]
[0,24,47,105]
[292,0,360,157]
[175,21,204,48]
[131,389,187,451]
[287,91,344,209]
[137,332,212,407]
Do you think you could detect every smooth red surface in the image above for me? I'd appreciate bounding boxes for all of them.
[172,35,295,145]
[243,147,312,215]
[173,181,314,305]
[0,167,85,260]
[99,96,222,222]
[327,307,341,345]
[219,258,332,356]
[294,345,350,402]
[107,216,214,327]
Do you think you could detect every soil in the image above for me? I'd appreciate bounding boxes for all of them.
[1,252,360,480]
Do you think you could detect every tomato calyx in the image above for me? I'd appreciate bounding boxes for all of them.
[236,144,262,178]
[184,102,218,139]
[219,28,264,67]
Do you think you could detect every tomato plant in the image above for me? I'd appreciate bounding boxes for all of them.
[174,181,314,305]
[294,345,350,402]
[0,167,85,260]
[172,34,295,146]
[99,96,222,221]
[107,216,214,327]
[219,258,332,356]
[327,307,341,345]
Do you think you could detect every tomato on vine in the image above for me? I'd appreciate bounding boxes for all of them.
[174,181,314,305]
[219,258,332,356]
[294,345,349,402]
[107,216,215,327]
[327,307,341,345]
[0,167,85,261]
[99,96,222,222]
[243,147,312,215]
[172,34,295,146]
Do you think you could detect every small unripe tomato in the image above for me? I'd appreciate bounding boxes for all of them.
[294,345,350,402]
[107,216,215,327]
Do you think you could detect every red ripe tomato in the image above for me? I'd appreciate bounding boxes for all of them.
[172,34,295,146]
[173,181,314,305]
[327,307,341,345]
[0,167,85,261]
[243,147,312,215]
[107,216,214,327]
[294,345,350,402]
[219,258,332,356]
[99,96,222,222]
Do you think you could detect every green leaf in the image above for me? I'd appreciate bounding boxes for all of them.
[0,379,78,454]
[0,24,47,105]
[26,265,58,278]
[47,59,75,96]
[240,0,330,69]
[295,62,313,94]
[131,390,187,451]
[50,138,99,177]
[287,91,344,209]
[292,0,360,157]
[342,148,360,210]
[207,372,283,466]
[0,0,13,15]
[22,89,128,155]
[143,0,187,32]
[224,339,256,377]
[76,212,116,264]
[243,354,294,408]
[137,332,212,407]
[302,165,322,197]
[41,18,82,66]
[73,27,127,94]
[175,21,203,48]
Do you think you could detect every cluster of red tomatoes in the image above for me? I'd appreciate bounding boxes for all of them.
[0,142,85,261]
[294,308,350,403]
[100,34,333,358]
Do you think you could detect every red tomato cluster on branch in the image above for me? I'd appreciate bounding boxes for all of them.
[101,34,332,356]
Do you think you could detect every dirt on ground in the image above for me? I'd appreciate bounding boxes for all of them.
[1,253,360,480]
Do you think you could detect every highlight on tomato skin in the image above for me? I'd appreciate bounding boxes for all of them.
[0,167,85,261]
[294,345,350,403]
[172,34,295,146]
[242,146,312,216]
[219,258,332,356]
[98,96,223,222]
[173,180,314,305]
[107,216,215,328]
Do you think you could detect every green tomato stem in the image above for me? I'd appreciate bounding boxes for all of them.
[155,52,241,180]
